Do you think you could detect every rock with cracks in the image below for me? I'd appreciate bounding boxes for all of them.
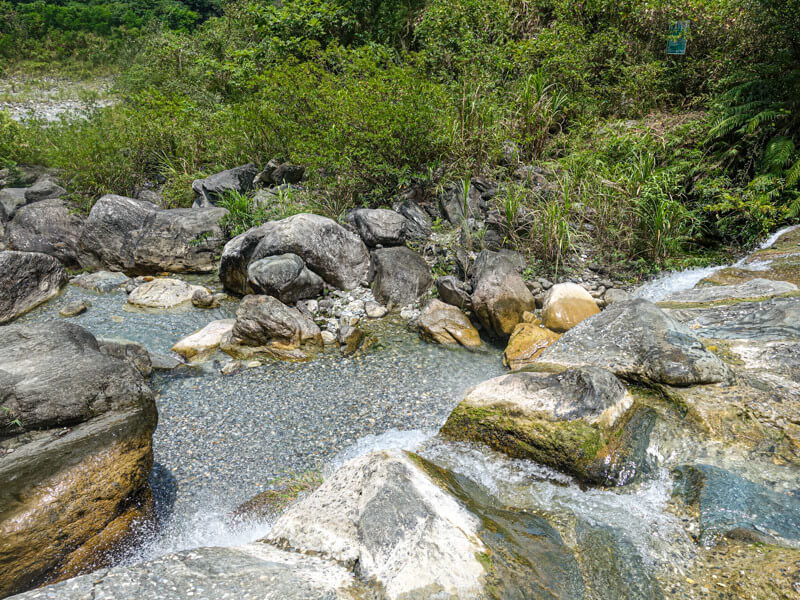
[0,250,67,324]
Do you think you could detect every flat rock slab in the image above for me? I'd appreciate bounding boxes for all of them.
[127,278,206,309]
[660,277,798,307]
[172,319,235,362]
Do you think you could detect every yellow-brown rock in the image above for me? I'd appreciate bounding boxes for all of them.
[417,299,482,350]
[503,320,560,370]
[542,282,600,333]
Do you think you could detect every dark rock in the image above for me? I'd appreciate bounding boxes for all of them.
[438,181,482,224]
[369,246,433,308]
[191,163,258,207]
[0,188,27,221]
[392,198,431,239]
[271,163,305,185]
[5,199,86,269]
[218,223,274,294]
[191,288,218,308]
[254,159,281,186]
[435,275,472,311]
[0,251,67,324]
[24,178,66,202]
[470,250,535,339]
[97,337,153,378]
[348,208,410,247]
[247,253,324,304]
[337,323,365,355]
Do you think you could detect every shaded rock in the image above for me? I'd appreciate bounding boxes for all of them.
[603,288,630,306]
[441,367,654,485]
[542,282,600,333]
[5,199,86,269]
[191,163,257,207]
[435,275,472,311]
[438,181,482,224]
[673,464,800,548]
[417,299,482,350]
[503,320,560,370]
[337,323,365,356]
[190,287,217,308]
[369,246,432,308]
[470,250,535,339]
[271,163,305,185]
[218,223,274,294]
[364,301,387,318]
[254,159,281,186]
[247,253,324,304]
[96,338,152,378]
[59,300,89,317]
[126,278,206,309]
[24,178,66,202]
[661,277,798,307]
[348,208,410,247]
[0,188,27,221]
[392,198,431,239]
[70,270,129,293]
[250,214,370,290]
[172,319,235,363]
[0,321,156,597]
[536,299,733,386]
[221,295,322,361]
[0,251,67,324]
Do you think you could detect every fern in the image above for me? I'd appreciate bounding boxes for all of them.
[764,137,795,172]
[786,159,800,188]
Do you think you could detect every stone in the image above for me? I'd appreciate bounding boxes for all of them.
[442,367,655,485]
[369,246,433,308]
[364,300,387,318]
[271,162,305,185]
[220,360,244,376]
[96,337,153,378]
[70,270,129,293]
[438,181,482,224]
[218,223,275,294]
[417,299,482,350]
[191,163,258,207]
[4,200,87,269]
[24,178,66,202]
[80,195,228,274]
[542,282,600,333]
[254,158,281,186]
[0,188,27,221]
[10,545,367,600]
[470,250,535,339]
[59,299,90,317]
[603,287,630,306]
[247,214,370,291]
[435,275,472,311]
[126,278,206,309]
[392,198,431,239]
[0,322,156,597]
[247,253,324,304]
[172,319,236,362]
[348,208,410,247]
[221,295,322,361]
[660,277,798,307]
[503,320,560,370]
[337,323,365,355]
[190,287,217,308]
[0,251,67,324]
[321,330,337,344]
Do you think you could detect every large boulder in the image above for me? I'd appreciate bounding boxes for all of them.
[191,163,258,208]
[0,188,27,221]
[251,214,370,290]
[247,253,324,304]
[348,208,410,247]
[80,195,227,274]
[470,250,535,339]
[392,198,431,239]
[0,251,67,324]
[5,200,86,269]
[441,367,655,485]
[542,282,600,332]
[535,298,733,386]
[0,322,156,597]
[369,246,433,308]
[218,223,274,295]
[435,275,472,311]
[267,449,585,599]
[126,278,207,309]
[24,178,66,202]
[221,294,322,361]
[70,270,129,293]
[417,299,482,349]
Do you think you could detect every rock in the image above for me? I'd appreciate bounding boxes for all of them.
[247,253,324,304]
[124,276,153,295]
[190,287,217,308]
[369,246,433,308]
[80,195,227,274]
[191,163,258,207]
[134,188,162,205]
[59,299,90,317]
[220,360,243,376]
[337,323,365,355]
[254,158,281,186]
[149,352,185,371]
[218,223,274,294]
[321,330,337,345]
[0,321,156,597]
[661,278,798,307]
[247,214,370,290]
[392,198,431,239]
[71,270,129,293]
[673,464,800,548]
[502,320,560,370]
[538,277,554,290]
[417,299,482,350]
[97,338,153,377]
[542,282,600,333]
[470,250,535,339]
[364,300,387,318]
[5,199,86,269]
[126,278,206,309]
[271,162,305,185]
[603,287,630,306]
[348,208,410,247]
[435,275,472,311]
[535,299,733,386]
[0,251,67,324]
[10,545,367,600]
[438,182,482,224]
[23,178,66,202]
[172,319,236,362]
[221,295,322,361]
[441,367,655,485]
[0,188,27,220]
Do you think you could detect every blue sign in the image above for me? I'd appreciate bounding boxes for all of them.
[667,21,689,55]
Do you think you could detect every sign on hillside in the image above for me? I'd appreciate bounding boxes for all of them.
[666,21,690,55]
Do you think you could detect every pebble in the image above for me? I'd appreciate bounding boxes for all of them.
[365,301,388,319]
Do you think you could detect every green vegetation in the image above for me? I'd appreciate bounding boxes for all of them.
[1,0,798,278]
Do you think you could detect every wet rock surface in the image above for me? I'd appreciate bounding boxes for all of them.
[416,299,482,349]
[661,277,798,306]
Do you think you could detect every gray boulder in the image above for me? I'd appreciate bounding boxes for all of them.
[218,223,275,294]
[435,275,472,311]
[5,199,86,269]
[369,246,433,308]
[348,208,410,247]
[392,198,431,239]
[0,251,67,324]
[247,253,324,304]
[470,250,535,338]
[536,298,733,386]
[0,188,27,221]
[70,270,129,293]
[23,178,66,202]
[191,163,258,207]
[97,337,153,377]
[271,163,305,185]
[438,182,482,224]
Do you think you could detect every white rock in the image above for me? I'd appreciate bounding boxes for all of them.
[127,278,206,309]
[365,301,388,319]
[171,319,235,362]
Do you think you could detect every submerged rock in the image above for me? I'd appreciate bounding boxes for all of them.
[247,253,324,304]
[70,270,129,293]
[536,298,732,386]
[97,337,153,377]
[58,299,90,317]
[0,250,67,324]
[172,319,236,363]
[369,246,433,308]
[470,250,535,339]
[502,319,560,370]
[126,278,206,309]
[441,367,655,485]
[417,299,482,350]
[337,322,365,356]
[542,282,600,332]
